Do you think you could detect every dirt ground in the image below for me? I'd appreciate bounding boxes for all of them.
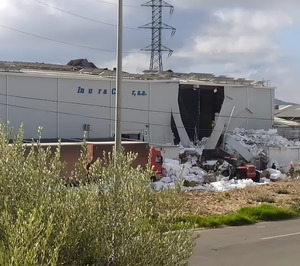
[179,178,300,216]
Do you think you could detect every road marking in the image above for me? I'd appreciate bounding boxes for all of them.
[261,232,300,241]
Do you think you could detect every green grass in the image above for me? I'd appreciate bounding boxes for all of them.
[254,195,276,203]
[172,205,299,229]
[224,192,231,199]
[238,205,297,221]
[276,189,290,195]
[291,200,300,214]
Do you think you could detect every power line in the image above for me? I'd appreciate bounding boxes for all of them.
[0,24,145,54]
[0,100,254,133]
[0,24,115,53]
[31,0,139,29]
[0,92,276,122]
[92,0,141,8]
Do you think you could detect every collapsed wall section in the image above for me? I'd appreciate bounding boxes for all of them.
[177,84,224,143]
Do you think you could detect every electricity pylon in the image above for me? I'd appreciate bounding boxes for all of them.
[139,0,176,72]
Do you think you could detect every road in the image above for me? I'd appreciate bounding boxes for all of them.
[189,218,300,266]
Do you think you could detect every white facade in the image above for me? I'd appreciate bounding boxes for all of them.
[0,71,274,146]
[267,147,300,172]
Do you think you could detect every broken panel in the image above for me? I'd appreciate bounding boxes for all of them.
[177,84,224,141]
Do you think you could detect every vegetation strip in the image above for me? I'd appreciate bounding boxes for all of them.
[172,205,299,229]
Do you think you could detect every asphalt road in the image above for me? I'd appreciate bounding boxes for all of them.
[189,218,300,266]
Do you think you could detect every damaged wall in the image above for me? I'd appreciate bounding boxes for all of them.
[0,71,274,147]
[178,84,224,141]
[176,82,274,148]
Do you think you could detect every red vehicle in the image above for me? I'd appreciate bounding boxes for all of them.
[235,164,260,182]
[86,142,163,181]
[221,158,260,182]
[149,147,163,181]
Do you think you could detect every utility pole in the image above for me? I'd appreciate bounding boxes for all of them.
[139,0,176,72]
[115,0,123,153]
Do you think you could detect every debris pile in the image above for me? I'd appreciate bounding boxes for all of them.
[227,128,300,157]
[153,128,292,192]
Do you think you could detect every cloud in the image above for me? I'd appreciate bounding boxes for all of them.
[214,9,293,33]
[172,0,300,10]
[165,7,298,101]
[172,8,293,77]
[0,0,300,102]
[176,9,292,59]
[0,0,148,64]
[103,51,149,73]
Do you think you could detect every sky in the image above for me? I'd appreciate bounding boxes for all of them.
[1,0,300,102]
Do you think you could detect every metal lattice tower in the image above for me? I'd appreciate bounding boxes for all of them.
[139,0,176,72]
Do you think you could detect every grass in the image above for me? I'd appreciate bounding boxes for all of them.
[224,192,231,199]
[276,188,290,195]
[291,200,300,214]
[254,195,276,203]
[172,205,299,229]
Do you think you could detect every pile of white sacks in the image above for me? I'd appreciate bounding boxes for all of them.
[153,157,287,192]
[153,128,291,192]
[227,128,300,157]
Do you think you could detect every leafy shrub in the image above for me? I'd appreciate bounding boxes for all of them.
[0,123,195,265]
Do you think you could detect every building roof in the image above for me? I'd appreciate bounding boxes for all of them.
[67,59,97,69]
[0,60,273,88]
[274,116,300,127]
[275,105,300,118]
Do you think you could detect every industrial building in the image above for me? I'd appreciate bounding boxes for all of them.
[0,61,275,147]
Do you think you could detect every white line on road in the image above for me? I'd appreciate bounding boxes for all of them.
[261,232,300,241]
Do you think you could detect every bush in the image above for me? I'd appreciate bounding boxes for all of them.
[0,124,195,265]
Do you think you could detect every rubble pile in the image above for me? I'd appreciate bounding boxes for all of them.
[228,128,300,157]
[153,128,292,192]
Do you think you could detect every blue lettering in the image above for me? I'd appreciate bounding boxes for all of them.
[77,87,148,96]
[77,87,85,94]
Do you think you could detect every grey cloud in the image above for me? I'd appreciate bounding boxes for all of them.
[1,0,300,102]
[173,0,300,10]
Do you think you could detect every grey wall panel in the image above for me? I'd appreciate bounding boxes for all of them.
[58,78,111,139]
[7,75,57,138]
[149,82,177,144]
[0,75,7,123]
[249,88,273,129]
[121,81,149,138]
[224,86,273,131]
[0,72,275,144]
[110,80,151,140]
